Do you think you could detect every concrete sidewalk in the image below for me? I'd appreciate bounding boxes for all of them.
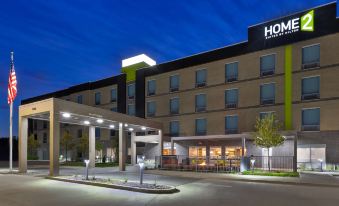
[145,169,339,187]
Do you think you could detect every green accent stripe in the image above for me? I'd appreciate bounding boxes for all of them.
[284,45,293,130]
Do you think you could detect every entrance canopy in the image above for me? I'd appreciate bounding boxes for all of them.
[18,98,163,176]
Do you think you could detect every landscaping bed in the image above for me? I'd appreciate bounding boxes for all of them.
[242,170,299,177]
[46,175,179,194]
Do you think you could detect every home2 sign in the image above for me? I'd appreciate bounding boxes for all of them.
[265,10,314,39]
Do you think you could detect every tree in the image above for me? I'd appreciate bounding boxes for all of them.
[27,134,40,160]
[95,141,103,152]
[77,133,89,159]
[253,114,285,171]
[60,130,75,162]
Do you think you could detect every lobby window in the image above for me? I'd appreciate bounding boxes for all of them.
[196,69,207,87]
[302,44,320,69]
[226,147,243,158]
[225,89,238,109]
[302,76,320,100]
[210,146,222,157]
[260,83,275,105]
[43,133,47,144]
[189,146,206,157]
[195,118,207,136]
[260,111,275,120]
[128,104,135,116]
[147,101,156,117]
[170,97,179,115]
[111,107,117,112]
[170,74,180,92]
[95,92,101,105]
[260,54,275,76]
[225,115,238,134]
[147,79,156,96]
[77,95,83,104]
[43,121,48,129]
[195,94,206,112]
[77,129,82,138]
[111,88,117,102]
[95,128,101,139]
[169,121,180,137]
[302,108,320,131]
[225,62,238,82]
[110,130,116,137]
[127,83,135,99]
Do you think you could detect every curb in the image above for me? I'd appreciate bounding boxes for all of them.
[45,176,179,194]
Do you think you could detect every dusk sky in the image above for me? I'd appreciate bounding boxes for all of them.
[0,0,333,137]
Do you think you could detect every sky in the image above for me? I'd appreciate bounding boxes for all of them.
[0,0,334,137]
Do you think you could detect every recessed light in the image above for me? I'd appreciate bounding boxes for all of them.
[129,128,134,131]
[62,113,71,118]
[109,125,115,129]
[141,126,146,131]
[84,121,90,125]
[124,123,128,127]
[96,119,104,124]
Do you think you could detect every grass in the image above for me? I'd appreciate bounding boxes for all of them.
[61,162,119,167]
[242,170,299,177]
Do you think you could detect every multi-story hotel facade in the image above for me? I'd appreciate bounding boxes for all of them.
[22,2,339,170]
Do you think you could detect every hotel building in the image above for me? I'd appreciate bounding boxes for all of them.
[22,2,339,170]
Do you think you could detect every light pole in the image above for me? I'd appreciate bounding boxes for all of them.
[138,155,145,185]
[318,159,323,172]
[84,160,90,180]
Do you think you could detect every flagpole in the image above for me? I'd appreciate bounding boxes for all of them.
[9,51,14,172]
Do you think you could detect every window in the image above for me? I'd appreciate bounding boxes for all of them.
[189,146,206,157]
[196,69,207,87]
[226,147,243,158]
[147,80,156,96]
[260,54,275,76]
[95,128,101,139]
[111,107,117,112]
[170,97,179,114]
[225,89,238,108]
[77,129,83,138]
[110,130,116,137]
[225,62,238,82]
[147,101,156,117]
[170,75,180,92]
[43,121,48,129]
[77,95,83,104]
[111,88,117,102]
[302,44,320,69]
[302,108,320,131]
[128,104,135,116]
[195,94,206,112]
[210,146,222,157]
[43,133,47,143]
[127,83,135,99]
[225,115,238,134]
[302,76,320,100]
[169,121,179,136]
[95,92,101,105]
[260,111,275,120]
[260,83,275,105]
[195,118,207,136]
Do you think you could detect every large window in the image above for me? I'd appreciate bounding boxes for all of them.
[127,83,135,99]
[95,92,101,105]
[196,69,207,87]
[169,121,179,136]
[302,76,320,100]
[170,97,179,114]
[302,44,320,69]
[111,107,117,112]
[225,115,238,134]
[127,104,135,116]
[210,146,222,158]
[189,146,206,157]
[225,89,238,108]
[260,54,275,76]
[195,118,207,136]
[77,95,83,104]
[147,101,156,117]
[170,74,180,92]
[226,147,243,158]
[95,127,101,139]
[111,88,117,102]
[147,80,156,96]
[260,111,275,120]
[302,108,320,131]
[225,62,238,82]
[260,83,275,105]
[195,94,206,112]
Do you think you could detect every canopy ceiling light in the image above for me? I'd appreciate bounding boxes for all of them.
[62,113,71,118]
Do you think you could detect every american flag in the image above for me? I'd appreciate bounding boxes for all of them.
[7,52,17,104]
